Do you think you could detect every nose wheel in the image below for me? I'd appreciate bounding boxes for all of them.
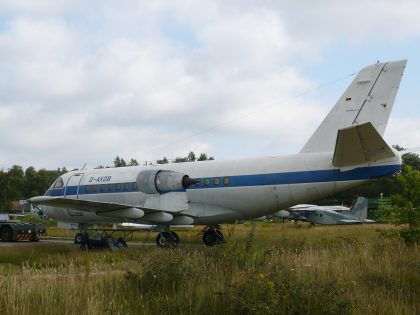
[156,231,180,247]
[202,228,224,246]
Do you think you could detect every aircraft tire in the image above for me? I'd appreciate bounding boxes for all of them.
[156,232,167,247]
[170,231,180,244]
[203,229,217,246]
[215,229,224,241]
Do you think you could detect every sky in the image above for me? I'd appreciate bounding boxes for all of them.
[0,0,420,170]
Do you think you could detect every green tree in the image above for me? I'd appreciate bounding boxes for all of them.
[129,158,139,166]
[6,165,25,202]
[388,165,420,244]
[392,144,420,171]
[197,153,214,161]
[157,157,169,164]
[402,152,420,171]
[187,151,196,162]
[0,170,7,211]
[114,156,127,167]
[174,157,188,163]
[23,167,39,199]
[173,151,214,163]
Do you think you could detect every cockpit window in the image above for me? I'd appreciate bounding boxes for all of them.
[52,177,64,189]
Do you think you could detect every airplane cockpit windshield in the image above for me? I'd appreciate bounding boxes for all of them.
[51,177,64,189]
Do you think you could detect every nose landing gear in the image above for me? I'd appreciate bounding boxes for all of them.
[202,227,224,246]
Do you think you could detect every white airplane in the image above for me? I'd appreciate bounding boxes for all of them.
[274,197,374,224]
[30,60,407,246]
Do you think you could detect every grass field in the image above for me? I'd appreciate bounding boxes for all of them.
[0,222,418,314]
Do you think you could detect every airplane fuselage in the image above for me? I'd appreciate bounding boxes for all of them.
[41,150,401,225]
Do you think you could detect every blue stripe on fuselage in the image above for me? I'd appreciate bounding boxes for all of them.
[44,164,400,197]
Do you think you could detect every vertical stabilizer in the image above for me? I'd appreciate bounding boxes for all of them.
[349,197,368,220]
[300,60,407,153]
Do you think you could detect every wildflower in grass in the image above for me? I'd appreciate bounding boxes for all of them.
[258,273,265,280]
[267,281,275,289]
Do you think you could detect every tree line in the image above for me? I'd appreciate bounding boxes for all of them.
[0,166,67,211]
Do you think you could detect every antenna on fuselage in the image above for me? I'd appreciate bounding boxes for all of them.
[81,163,87,170]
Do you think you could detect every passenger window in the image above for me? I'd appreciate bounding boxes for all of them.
[132,182,137,190]
[194,180,201,186]
[85,185,90,193]
[93,185,97,193]
[124,183,129,190]
[100,184,105,192]
[214,177,220,185]
[116,184,121,191]
[108,184,113,191]
[53,177,64,189]
[223,177,230,185]
[204,178,210,186]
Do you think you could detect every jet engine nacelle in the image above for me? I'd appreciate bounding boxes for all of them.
[136,170,198,194]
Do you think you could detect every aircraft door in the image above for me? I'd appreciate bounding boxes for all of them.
[64,173,85,217]
[64,173,84,199]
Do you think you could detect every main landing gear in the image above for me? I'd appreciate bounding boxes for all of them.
[155,231,180,247]
[202,227,224,246]
[154,226,225,247]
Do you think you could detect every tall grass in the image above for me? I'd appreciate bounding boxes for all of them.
[0,223,418,314]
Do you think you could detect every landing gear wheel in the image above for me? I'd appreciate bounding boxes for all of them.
[156,231,180,247]
[169,231,180,245]
[74,233,83,244]
[1,226,13,242]
[156,232,167,247]
[203,229,224,246]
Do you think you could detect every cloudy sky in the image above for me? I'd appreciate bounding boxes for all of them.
[1,0,420,170]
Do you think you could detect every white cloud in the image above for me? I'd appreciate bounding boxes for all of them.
[0,0,419,169]
[386,118,420,148]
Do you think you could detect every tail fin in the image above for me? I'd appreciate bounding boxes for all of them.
[301,60,407,153]
[349,197,368,220]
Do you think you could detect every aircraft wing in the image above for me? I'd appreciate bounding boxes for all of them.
[30,196,195,223]
[30,196,155,212]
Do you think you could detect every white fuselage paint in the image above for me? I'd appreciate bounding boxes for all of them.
[40,150,401,226]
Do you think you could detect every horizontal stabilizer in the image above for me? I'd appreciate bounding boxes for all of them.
[332,122,395,167]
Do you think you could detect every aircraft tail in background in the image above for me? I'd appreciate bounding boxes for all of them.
[349,197,369,220]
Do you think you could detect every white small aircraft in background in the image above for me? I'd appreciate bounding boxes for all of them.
[30,60,406,246]
[273,197,375,225]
